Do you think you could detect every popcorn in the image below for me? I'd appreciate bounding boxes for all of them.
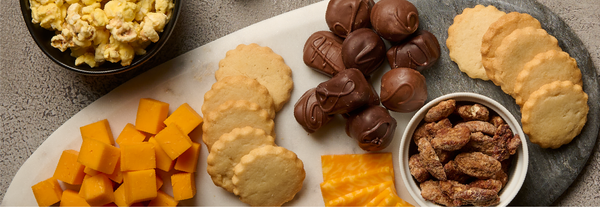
[35,3,63,30]
[139,12,166,42]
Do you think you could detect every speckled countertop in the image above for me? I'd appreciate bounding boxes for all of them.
[1,0,599,205]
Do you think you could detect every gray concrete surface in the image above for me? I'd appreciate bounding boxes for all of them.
[1,0,599,205]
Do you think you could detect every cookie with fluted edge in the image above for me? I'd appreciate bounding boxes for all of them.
[207,126,275,193]
[202,75,276,119]
[216,43,293,112]
[447,5,505,80]
[202,100,275,150]
[232,145,305,206]
[521,81,588,149]
[481,12,542,84]
[514,50,582,106]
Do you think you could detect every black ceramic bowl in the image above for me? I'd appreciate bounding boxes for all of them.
[20,0,181,75]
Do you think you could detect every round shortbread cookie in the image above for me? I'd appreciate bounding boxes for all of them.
[216,43,293,112]
[202,100,275,150]
[202,75,276,119]
[232,145,305,206]
[521,81,588,149]
[514,50,582,106]
[207,126,275,193]
[446,5,506,80]
[492,27,561,95]
[481,12,542,84]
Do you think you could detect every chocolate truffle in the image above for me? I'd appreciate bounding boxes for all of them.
[370,0,419,42]
[325,0,375,38]
[294,88,334,133]
[345,105,397,151]
[342,28,386,76]
[316,68,377,114]
[303,31,346,77]
[380,67,428,112]
[387,30,441,72]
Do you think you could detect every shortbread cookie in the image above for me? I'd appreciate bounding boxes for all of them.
[514,50,582,106]
[447,5,506,80]
[202,100,275,150]
[521,81,588,149]
[216,43,294,111]
[207,127,275,193]
[232,145,305,206]
[481,12,542,84]
[202,75,276,119]
[492,27,561,95]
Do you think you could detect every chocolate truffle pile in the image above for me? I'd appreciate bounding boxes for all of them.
[295,0,441,151]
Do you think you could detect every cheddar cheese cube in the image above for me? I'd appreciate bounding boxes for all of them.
[80,119,115,145]
[60,189,90,207]
[135,98,169,134]
[78,138,121,174]
[79,174,115,206]
[321,153,394,181]
[148,190,178,206]
[53,149,86,185]
[321,166,394,203]
[326,181,394,206]
[174,142,201,173]
[83,166,99,176]
[148,136,175,172]
[113,184,133,207]
[154,125,192,160]
[163,103,203,134]
[120,142,156,171]
[31,177,63,207]
[116,123,147,146]
[107,159,123,183]
[171,172,196,201]
[123,169,158,203]
[156,174,164,189]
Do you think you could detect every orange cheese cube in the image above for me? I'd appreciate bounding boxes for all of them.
[156,175,164,189]
[123,169,158,203]
[53,150,86,185]
[113,184,134,207]
[79,174,115,206]
[31,177,63,207]
[171,172,196,201]
[107,159,123,183]
[154,125,192,160]
[326,181,394,206]
[80,119,115,146]
[116,123,147,146]
[135,98,169,134]
[148,137,175,172]
[321,153,394,181]
[174,142,201,172]
[60,189,90,207]
[163,103,203,134]
[120,142,156,171]
[84,166,100,176]
[321,166,394,203]
[148,190,179,206]
[78,138,121,174]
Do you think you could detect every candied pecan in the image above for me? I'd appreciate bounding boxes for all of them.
[457,104,489,121]
[490,115,505,127]
[413,118,453,143]
[454,152,501,179]
[431,126,471,151]
[469,179,503,193]
[491,169,508,187]
[436,149,456,164]
[464,132,495,154]
[444,160,471,184]
[417,138,447,181]
[491,124,514,161]
[454,188,500,206]
[409,154,431,183]
[425,99,456,122]
[455,121,496,135]
[420,180,457,206]
[507,134,522,156]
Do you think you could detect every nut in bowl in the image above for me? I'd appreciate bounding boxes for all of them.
[399,92,528,206]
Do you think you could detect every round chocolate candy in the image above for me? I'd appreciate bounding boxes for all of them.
[370,0,419,42]
[325,0,375,38]
[315,68,378,114]
[294,88,334,133]
[342,28,386,76]
[387,30,441,72]
[380,67,428,113]
[345,105,397,151]
[303,31,346,77]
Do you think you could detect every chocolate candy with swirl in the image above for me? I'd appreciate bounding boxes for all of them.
[342,28,386,77]
[387,30,441,72]
[370,0,419,42]
[316,68,378,114]
[303,31,346,77]
[294,88,334,133]
[325,0,375,38]
[380,67,428,113]
[345,105,397,151]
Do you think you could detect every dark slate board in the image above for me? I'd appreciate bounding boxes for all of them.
[406,0,600,205]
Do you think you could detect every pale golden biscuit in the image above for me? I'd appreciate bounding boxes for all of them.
[232,145,305,206]
[447,5,506,80]
[202,75,276,119]
[481,12,542,84]
[216,43,293,112]
[521,81,588,149]
[202,100,275,150]
[514,50,582,106]
[492,27,561,95]
[207,127,275,193]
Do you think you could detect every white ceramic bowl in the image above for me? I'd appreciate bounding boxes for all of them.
[399,92,528,206]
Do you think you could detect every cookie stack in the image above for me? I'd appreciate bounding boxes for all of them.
[447,7,589,149]
[201,43,305,206]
